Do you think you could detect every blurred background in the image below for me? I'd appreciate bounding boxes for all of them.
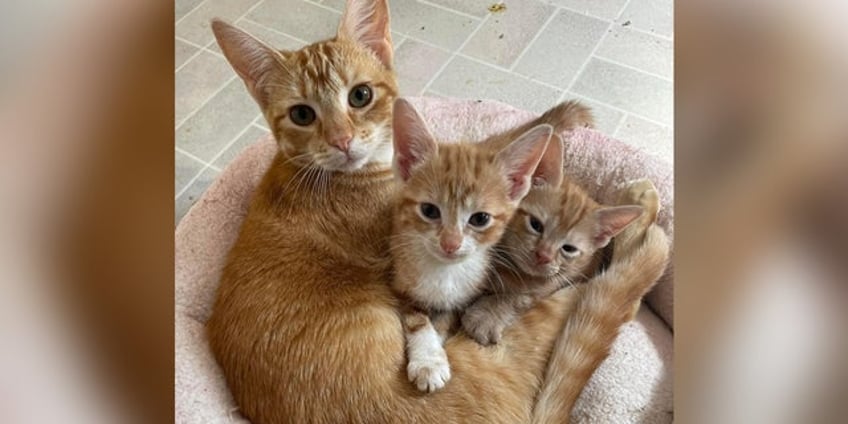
[175,0,674,223]
[0,0,846,423]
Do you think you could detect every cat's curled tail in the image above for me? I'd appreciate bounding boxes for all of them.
[490,100,593,151]
[531,179,671,424]
[537,100,594,133]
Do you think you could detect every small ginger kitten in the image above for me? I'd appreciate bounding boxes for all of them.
[461,136,646,345]
[389,98,553,392]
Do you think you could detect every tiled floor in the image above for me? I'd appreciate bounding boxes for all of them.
[175,0,673,225]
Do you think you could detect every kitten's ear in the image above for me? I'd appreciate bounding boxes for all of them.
[496,124,553,202]
[338,0,393,67]
[591,205,644,248]
[211,19,282,108]
[393,99,436,181]
[532,134,564,187]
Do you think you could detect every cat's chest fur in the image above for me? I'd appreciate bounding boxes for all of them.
[407,251,489,311]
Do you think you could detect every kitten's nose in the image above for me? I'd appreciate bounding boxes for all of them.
[330,134,352,152]
[440,238,460,255]
[535,250,553,265]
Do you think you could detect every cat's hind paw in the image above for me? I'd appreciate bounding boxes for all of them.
[407,355,451,393]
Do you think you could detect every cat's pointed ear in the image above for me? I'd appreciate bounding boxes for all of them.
[532,134,564,188]
[338,0,393,67]
[591,205,644,248]
[496,124,553,202]
[211,19,282,108]
[393,99,436,181]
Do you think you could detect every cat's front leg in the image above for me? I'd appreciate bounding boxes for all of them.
[402,309,451,393]
[461,294,533,345]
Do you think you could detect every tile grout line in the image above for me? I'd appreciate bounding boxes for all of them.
[174,46,206,74]
[176,0,270,130]
[301,0,342,15]
[508,7,560,71]
[176,164,210,199]
[421,14,491,94]
[176,35,225,59]
[174,37,226,75]
[417,0,483,21]
[176,146,217,169]
[610,112,629,137]
[401,26,671,127]
[592,55,672,82]
[176,75,238,130]
[240,18,311,45]
[251,122,269,131]
[176,122,254,200]
[560,0,634,98]
[206,120,258,168]
[175,0,209,27]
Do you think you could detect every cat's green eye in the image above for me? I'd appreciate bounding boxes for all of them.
[348,84,373,108]
[561,244,579,255]
[419,203,441,220]
[528,215,544,233]
[289,105,316,126]
[468,212,491,228]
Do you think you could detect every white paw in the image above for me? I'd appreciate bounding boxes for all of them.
[407,353,451,393]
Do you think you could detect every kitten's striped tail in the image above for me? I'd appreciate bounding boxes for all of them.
[531,222,670,424]
[536,100,595,134]
[491,101,594,151]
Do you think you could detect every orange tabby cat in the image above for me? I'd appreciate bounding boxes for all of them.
[461,135,645,346]
[206,0,669,422]
[389,98,552,393]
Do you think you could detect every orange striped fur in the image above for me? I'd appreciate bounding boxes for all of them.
[205,1,668,422]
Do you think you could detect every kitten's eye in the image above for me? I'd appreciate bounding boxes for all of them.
[528,216,544,234]
[348,84,373,108]
[561,244,579,255]
[289,105,316,126]
[419,203,441,220]
[468,212,491,228]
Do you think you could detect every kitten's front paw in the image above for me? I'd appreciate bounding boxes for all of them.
[407,354,451,393]
[461,309,506,346]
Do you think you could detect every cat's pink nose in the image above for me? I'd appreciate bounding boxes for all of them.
[535,250,553,265]
[330,135,352,152]
[440,239,460,255]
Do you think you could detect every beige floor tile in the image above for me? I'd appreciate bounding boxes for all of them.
[247,0,340,43]
[175,150,205,194]
[176,79,260,162]
[461,0,555,67]
[596,25,673,79]
[388,0,480,50]
[512,9,607,88]
[617,0,673,38]
[394,39,452,96]
[571,58,672,125]
[430,56,562,114]
[549,0,628,20]
[175,0,259,46]
[175,51,234,124]
[175,38,199,70]
[614,114,673,163]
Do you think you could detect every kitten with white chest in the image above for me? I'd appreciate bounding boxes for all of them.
[388,98,553,392]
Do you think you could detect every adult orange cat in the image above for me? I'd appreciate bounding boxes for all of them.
[205,0,669,422]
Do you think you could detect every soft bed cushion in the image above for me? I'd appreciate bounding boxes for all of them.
[175,97,674,423]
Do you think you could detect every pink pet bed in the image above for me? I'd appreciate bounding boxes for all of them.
[175,97,674,423]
